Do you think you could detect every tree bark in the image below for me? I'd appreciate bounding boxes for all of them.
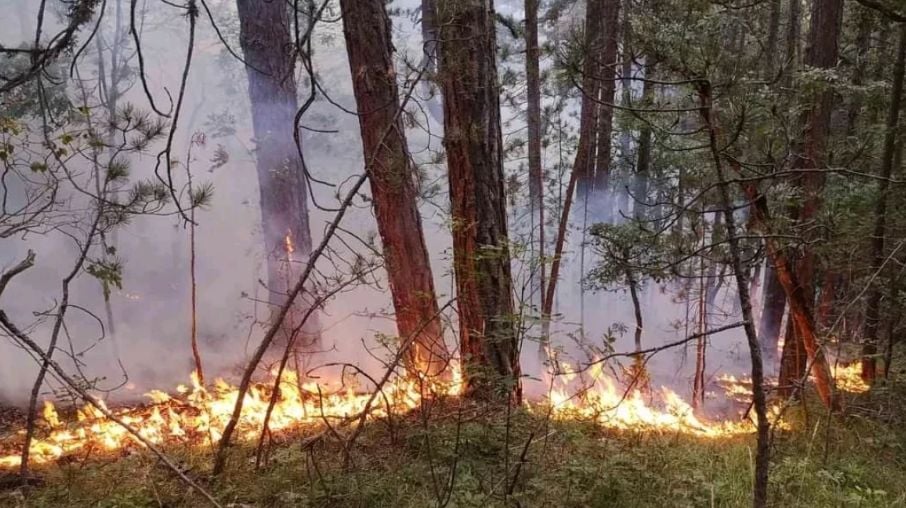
[525,0,545,312]
[763,0,781,81]
[739,178,836,409]
[340,0,450,376]
[632,62,654,220]
[574,0,603,198]
[236,0,316,344]
[862,23,906,382]
[437,0,519,401]
[778,0,842,396]
[758,263,786,365]
[592,0,621,194]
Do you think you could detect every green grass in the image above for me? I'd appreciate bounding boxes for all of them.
[2,384,905,507]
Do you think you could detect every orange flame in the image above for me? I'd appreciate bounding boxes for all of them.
[0,359,789,469]
[284,231,295,255]
[0,366,461,469]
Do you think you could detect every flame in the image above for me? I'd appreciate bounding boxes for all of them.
[0,367,460,469]
[0,359,793,469]
[829,363,869,393]
[284,231,295,255]
[541,364,762,437]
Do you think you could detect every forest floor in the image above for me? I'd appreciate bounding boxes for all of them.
[1,375,905,507]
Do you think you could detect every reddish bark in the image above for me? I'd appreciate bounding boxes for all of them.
[437,0,519,401]
[340,0,450,376]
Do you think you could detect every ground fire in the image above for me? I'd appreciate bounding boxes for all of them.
[0,359,801,469]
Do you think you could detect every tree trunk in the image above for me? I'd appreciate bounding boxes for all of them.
[437,0,519,401]
[758,263,786,365]
[783,0,800,87]
[525,0,545,312]
[632,62,654,220]
[592,0,621,194]
[698,83,770,508]
[764,0,780,81]
[862,23,906,382]
[574,0,603,198]
[779,0,842,396]
[340,0,450,376]
[237,0,317,345]
[740,179,836,408]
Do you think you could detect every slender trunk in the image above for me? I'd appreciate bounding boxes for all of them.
[632,63,654,220]
[525,0,545,312]
[764,0,780,81]
[740,180,836,408]
[438,0,519,401]
[862,24,906,382]
[340,0,450,376]
[698,83,770,508]
[237,0,317,346]
[783,0,800,87]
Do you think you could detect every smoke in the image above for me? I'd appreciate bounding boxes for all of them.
[0,0,750,414]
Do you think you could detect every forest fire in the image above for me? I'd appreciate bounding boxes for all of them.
[716,361,871,401]
[0,362,775,469]
[543,363,762,437]
[0,367,463,469]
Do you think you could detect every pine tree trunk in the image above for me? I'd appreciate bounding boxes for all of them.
[592,0,621,194]
[340,0,450,376]
[862,23,906,382]
[236,0,317,346]
[437,0,519,401]
[778,0,842,397]
[575,0,603,198]
[632,63,654,220]
[525,0,545,312]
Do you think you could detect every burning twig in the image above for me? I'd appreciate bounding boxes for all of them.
[0,311,222,508]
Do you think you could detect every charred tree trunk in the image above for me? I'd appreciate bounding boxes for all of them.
[862,23,906,382]
[525,0,545,312]
[437,0,519,401]
[592,0,621,194]
[237,0,316,345]
[340,0,450,376]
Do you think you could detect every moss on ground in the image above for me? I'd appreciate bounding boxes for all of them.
[1,381,905,507]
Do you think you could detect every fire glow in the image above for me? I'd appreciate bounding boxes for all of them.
[0,360,785,469]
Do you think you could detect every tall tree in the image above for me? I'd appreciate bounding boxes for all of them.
[592,0,621,193]
[525,0,545,312]
[339,0,449,376]
[574,0,603,198]
[776,0,842,402]
[437,0,520,400]
[862,23,906,382]
[236,0,316,342]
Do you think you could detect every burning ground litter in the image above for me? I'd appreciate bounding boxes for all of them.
[0,358,798,469]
